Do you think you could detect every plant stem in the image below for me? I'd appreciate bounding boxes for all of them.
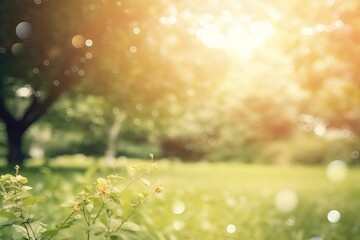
[23,222,32,240]
[106,213,111,240]
[83,208,91,240]
[120,171,147,195]
[26,220,38,240]
[92,201,105,224]
[114,199,145,232]
[83,208,90,226]
[47,211,75,240]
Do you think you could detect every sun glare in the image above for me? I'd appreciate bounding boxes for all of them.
[196,20,273,57]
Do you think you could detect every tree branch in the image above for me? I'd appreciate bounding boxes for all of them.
[0,94,16,126]
[20,78,73,131]
[20,46,86,130]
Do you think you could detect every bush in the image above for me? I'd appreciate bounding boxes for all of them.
[261,133,360,165]
[0,156,162,240]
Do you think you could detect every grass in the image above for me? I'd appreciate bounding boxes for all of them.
[1,158,360,239]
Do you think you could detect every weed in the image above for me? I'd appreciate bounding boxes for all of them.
[0,154,161,240]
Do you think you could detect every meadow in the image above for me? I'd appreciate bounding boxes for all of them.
[1,157,360,240]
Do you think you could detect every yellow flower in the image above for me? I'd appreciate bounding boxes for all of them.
[96,178,110,196]
[154,180,164,193]
[71,203,81,212]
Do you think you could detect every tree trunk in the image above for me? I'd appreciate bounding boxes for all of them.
[105,112,126,165]
[6,126,26,167]
[1,69,75,166]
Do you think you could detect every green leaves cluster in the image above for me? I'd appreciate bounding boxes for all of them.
[0,160,160,240]
[0,165,42,240]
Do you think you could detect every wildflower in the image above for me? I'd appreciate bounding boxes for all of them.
[71,202,81,212]
[96,178,110,196]
[15,175,28,184]
[154,180,164,193]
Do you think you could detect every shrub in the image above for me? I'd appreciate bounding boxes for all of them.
[0,154,162,240]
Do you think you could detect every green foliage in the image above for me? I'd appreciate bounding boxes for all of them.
[0,0,228,165]
[260,133,360,165]
[0,159,161,239]
[2,159,360,239]
[0,165,42,239]
[1,0,359,165]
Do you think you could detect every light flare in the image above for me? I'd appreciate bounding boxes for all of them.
[16,22,32,39]
[173,220,185,231]
[72,35,85,48]
[326,160,348,182]
[226,224,236,234]
[327,210,341,223]
[16,85,33,98]
[12,43,24,55]
[196,20,273,58]
[274,189,298,213]
[172,200,186,215]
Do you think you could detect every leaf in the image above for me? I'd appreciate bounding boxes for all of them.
[110,235,122,240]
[21,185,33,191]
[15,175,28,184]
[40,229,58,238]
[140,177,150,186]
[92,222,108,235]
[59,218,76,230]
[122,222,140,232]
[12,224,28,235]
[22,196,38,206]
[0,211,17,220]
[85,203,94,212]
[107,175,124,182]
[109,192,122,204]
[130,203,138,208]
[0,216,20,229]
[136,192,148,200]
[1,174,13,181]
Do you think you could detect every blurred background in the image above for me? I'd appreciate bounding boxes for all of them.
[1,1,360,239]
[0,0,359,165]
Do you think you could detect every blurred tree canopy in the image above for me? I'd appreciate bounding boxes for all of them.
[0,0,227,165]
[270,0,360,133]
[1,0,359,165]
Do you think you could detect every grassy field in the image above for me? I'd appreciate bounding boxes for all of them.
[1,158,360,239]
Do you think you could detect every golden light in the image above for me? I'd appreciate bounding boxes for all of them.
[72,34,85,48]
[196,20,273,58]
[16,85,33,98]
[274,189,298,213]
[226,224,237,234]
[85,39,93,47]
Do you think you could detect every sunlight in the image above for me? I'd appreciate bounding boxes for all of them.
[326,160,348,182]
[172,200,186,215]
[196,20,273,58]
[173,220,186,231]
[274,189,298,213]
[226,224,237,234]
[327,210,341,223]
[72,34,85,48]
[16,85,32,98]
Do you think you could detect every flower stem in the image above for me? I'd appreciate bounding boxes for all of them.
[92,201,105,224]
[47,211,75,240]
[114,198,145,232]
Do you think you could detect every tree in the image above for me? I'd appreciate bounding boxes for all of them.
[269,0,360,134]
[0,1,89,166]
[0,0,227,166]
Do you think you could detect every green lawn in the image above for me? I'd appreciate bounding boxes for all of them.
[1,159,360,239]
